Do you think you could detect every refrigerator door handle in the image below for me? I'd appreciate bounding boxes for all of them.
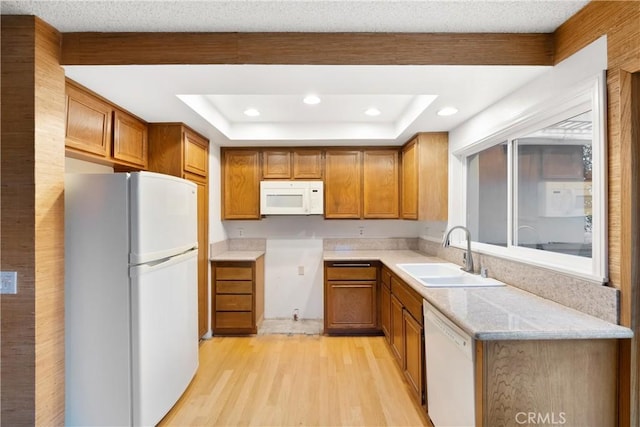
[130,242,198,266]
[130,249,198,277]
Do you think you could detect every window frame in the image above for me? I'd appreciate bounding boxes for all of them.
[452,73,607,283]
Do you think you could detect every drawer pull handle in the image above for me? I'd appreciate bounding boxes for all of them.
[331,263,371,268]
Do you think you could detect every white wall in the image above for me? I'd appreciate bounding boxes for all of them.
[65,157,114,173]
[222,217,419,319]
[264,239,324,320]
[223,216,420,239]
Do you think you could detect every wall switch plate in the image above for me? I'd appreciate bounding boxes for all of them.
[1,271,18,294]
[297,266,304,275]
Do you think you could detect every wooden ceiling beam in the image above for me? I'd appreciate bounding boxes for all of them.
[61,32,554,66]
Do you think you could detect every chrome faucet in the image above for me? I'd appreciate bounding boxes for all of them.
[442,225,475,273]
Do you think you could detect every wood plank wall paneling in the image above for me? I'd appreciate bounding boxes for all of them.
[554,2,640,426]
[1,15,66,426]
[1,16,37,427]
[60,32,554,66]
[33,16,66,427]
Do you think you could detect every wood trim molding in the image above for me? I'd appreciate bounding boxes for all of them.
[61,32,554,66]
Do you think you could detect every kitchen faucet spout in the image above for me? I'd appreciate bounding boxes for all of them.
[442,225,475,273]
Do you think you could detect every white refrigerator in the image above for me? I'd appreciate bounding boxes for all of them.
[65,171,199,427]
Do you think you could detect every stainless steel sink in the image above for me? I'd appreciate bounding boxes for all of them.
[396,263,505,288]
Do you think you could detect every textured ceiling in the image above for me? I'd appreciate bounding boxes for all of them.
[1,0,589,33]
[2,0,589,146]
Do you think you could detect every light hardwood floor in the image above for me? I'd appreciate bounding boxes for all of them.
[159,335,430,426]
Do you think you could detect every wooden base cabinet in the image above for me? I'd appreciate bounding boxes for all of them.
[380,267,392,342]
[212,257,265,335]
[384,272,426,409]
[403,309,424,405]
[475,339,618,426]
[390,294,405,363]
[324,261,380,334]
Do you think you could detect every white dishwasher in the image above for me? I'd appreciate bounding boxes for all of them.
[423,300,475,427]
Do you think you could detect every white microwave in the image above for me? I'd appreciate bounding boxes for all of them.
[260,181,324,215]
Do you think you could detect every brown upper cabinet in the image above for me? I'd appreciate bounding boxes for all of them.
[401,133,448,221]
[325,148,400,219]
[183,131,209,177]
[222,149,261,220]
[65,79,148,170]
[148,123,208,179]
[262,149,323,179]
[65,80,112,158]
[113,109,148,169]
[293,149,323,179]
[262,150,291,179]
[363,150,400,219]
[324,150,362,219]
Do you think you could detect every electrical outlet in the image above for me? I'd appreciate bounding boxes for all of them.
[358,226,365,236]
[238,227,244,237]
[1,271,17,294]
[297,265,304,275]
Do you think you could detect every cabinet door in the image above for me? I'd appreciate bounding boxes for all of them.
[113,109,148,168]
[65,82,112,158]
[363,150,399,218]
[325,150,362,218]
[404,309,424,405]
[187,176,209,338]
[421,133,449,221]
[183,130,208,177]
[262,150,291,179]
[381,281,391,342]
[401,139,419,219]
[222,150,261,219]
[390,294,405,365]
[326,281,377,329]
[293,150,323,179]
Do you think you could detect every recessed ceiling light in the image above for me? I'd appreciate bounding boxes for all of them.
[303,94,321,105]
[243,108,260,117]
[365,107,381,117]
[437,107,458,116]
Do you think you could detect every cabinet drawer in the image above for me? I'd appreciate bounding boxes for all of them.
[216,294,252,311]
[391,277,423,325]
[215,266,253,281]
[216,280,253,294]
[215,312,253,329]
[326,264,377,281]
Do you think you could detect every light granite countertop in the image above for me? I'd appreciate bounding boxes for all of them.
[210,251,265,262]
[324,250,633,341]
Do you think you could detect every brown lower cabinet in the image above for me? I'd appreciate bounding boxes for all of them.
[380,270,391,340]
[324,261,380,334]
[212,256,264,335]
[325,262,425,408]
[383,269,426,408]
